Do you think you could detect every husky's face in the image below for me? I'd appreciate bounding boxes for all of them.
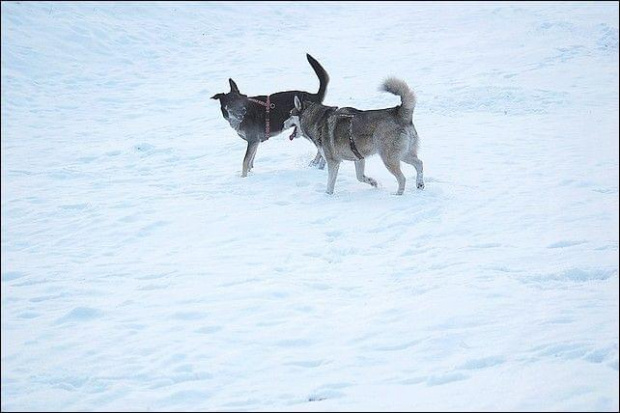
[211,79,248,130]
[283,95,304,140]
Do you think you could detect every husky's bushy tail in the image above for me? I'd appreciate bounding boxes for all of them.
[381,77,416,123]
[306,54,330,103]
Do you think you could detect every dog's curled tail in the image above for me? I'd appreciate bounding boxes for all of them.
[381,77,416,123]
[307,53,330,103]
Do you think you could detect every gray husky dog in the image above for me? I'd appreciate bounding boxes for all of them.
[283,77,424,195]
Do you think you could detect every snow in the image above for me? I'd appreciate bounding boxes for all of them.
[1,1,618,411]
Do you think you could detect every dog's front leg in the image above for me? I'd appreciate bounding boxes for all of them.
[242,140,259,177]
[325,159,341,195]
[249,142,259,171]
[354,159,378,188]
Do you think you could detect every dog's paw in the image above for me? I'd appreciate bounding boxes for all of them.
[309,159,326,170]
[417,182,425,190]
[392,190,404,196]
[367,177,378,188]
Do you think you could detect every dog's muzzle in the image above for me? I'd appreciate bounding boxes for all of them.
[228,118,242,130]
[284,117,299,140]
[226,106,246,129]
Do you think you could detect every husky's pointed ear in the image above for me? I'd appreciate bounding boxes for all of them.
[294,95,302,110]
[229,78,240,93]
[211,93,224,100]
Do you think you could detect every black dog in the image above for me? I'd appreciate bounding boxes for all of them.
[211,54,329,177]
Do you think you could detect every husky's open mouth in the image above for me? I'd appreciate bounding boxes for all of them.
[289,125,298,140]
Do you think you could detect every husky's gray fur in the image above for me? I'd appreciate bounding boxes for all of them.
[284,77,424,195]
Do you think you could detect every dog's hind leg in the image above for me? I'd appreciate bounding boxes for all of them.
[354,159,378,188]
[381,155,406,195]
[325,159,341,195]
[242,141,259,177]
[403,154,424,189]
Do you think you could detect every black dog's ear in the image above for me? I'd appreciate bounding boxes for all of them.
[229,78,240,94]
[294,95,302,110]
[211,93,224,100]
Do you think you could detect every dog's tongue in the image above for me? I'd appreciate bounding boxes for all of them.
[289,126,297,141]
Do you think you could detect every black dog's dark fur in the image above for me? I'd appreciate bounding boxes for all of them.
[211,54,329,177]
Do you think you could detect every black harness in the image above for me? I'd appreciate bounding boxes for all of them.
[339,114,364,160]
[309,107,364,160]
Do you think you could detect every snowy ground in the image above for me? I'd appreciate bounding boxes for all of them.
[1,1,618,411]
